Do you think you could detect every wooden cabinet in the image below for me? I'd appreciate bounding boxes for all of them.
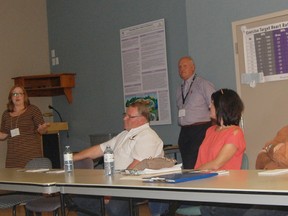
[12,73,75,103]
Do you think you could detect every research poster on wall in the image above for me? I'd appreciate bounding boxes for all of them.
[242,21,288,83]
[120,19,171,125]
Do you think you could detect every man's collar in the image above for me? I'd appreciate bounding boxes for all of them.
[183,73,196,84]
[129,123,149,133]
[127,123,149,139]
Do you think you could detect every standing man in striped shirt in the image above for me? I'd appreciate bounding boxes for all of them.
[177,56,215,169]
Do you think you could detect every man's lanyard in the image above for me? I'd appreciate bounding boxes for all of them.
[181,74,197,104]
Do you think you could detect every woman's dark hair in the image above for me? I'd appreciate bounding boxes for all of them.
[211,88,244,126]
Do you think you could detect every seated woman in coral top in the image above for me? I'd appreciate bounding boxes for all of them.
[197,89,247,216]
[195,88,246,171]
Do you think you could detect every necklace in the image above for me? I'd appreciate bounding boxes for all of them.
[12,107,26,117]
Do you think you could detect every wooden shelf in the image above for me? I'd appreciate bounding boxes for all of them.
[12,73,76,103]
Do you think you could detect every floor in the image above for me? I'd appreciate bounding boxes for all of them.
[0,202,152,216]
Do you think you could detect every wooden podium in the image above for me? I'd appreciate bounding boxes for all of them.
[42,122,68,168]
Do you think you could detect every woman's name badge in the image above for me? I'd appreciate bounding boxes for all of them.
[178,109,186,117]
[10,128,20,137]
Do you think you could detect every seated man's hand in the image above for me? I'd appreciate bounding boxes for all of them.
[272,142,288,168]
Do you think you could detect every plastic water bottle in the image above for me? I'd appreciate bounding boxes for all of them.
[104,146,115,176]
[64,146,74,174]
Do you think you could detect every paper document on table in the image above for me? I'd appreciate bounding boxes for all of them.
[214,170,229,175]
[46,170,65,174]
[258,169,288,176]
[25,168,50,173]
[142,163,182,174]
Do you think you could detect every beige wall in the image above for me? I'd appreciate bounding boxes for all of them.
[0,0,52,167]
[233,10,288,169]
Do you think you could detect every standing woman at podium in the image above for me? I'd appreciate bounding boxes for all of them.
[0,85,49,168]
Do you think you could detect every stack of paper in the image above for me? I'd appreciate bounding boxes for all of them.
[25,169,50,173]
[142,164,182,174]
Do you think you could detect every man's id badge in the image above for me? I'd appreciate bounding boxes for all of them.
[10,128,20,137]
[178,109,186,117]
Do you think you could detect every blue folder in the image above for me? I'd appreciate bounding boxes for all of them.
[143,171,218,183]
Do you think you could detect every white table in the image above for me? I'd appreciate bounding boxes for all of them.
[1,168,288,215]
[0,168,60,194]
[58,169,288,206]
